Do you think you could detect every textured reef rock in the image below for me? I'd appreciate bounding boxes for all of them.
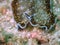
[0,0,60,45]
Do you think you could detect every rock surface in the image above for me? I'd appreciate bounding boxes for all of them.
[0,0,60,45]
